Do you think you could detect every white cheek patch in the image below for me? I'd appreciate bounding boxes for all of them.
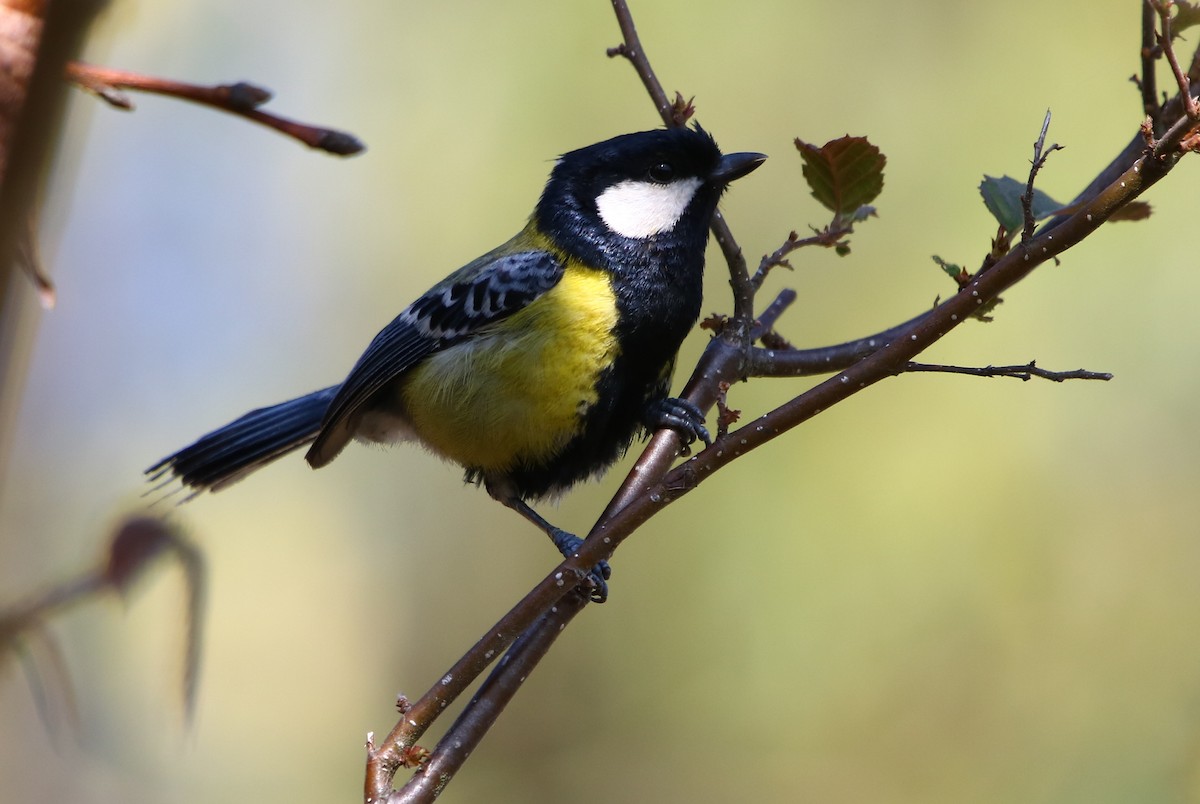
[595,177,703,239]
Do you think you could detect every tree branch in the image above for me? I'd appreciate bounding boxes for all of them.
[65,62,366,156]
[366,4,1200,801]
[607,0,757,325]
[904,361,1113,382]
[0,516,205,724]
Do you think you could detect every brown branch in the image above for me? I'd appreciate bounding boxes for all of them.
[364,559,595,801]
[661,159,1175,501]
[746,307,923,378]
[366,6,1200,802]
[387,594,588,803]
[0,516,206,724]
[752,226,851,289]
[1141,0,1162,125]
[1150,0,1200,119]
[65,62,366,156]
[607,0,756,325]
[605,0,672,123]
[0,1,107,478]
[904,361,1113,382]
[1021,110,1063,242]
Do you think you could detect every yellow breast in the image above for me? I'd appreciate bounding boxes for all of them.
[398,265,620,473]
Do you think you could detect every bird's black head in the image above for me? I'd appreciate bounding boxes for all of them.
[534,126,765,270]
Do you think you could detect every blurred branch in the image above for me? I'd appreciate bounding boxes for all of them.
[3,11,370,739]
[66,62,366,156]
[0,516,207,727]
[0,0,107,482]
[368,2,1200,801]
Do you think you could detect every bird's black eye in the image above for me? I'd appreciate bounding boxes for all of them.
[647,162,676,183]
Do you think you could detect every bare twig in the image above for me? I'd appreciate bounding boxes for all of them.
[1150,0,1200,119]
[752,287,798,338]
[605,0,671,122]
[1021,110,1063,243]
[1140,0,1163,126]
[65,62,366,156]
[904,361,1113,382]
[753,226,851,289]
[607,0,756,325]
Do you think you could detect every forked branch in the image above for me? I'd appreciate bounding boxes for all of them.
[370,4,1200,802]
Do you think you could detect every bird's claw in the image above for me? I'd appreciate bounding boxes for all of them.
[549,528,610,603]
[646,397,711,448]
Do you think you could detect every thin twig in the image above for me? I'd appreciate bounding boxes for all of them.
[65,62,366,156]
[1021,110,1062,243]
[1141,0,1162,126]
[904,361,1113,382]
[607,0,757,324]
[605,0,672,122]
[1150,0,1200,119]
[752,287,797,338]
[752,226,850,289]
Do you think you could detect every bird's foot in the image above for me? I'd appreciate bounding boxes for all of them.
[646,397,711,451]
[549,528,610,604]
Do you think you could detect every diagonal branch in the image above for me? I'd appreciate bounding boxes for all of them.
[387,595,588,803]
[367,5,1200,803]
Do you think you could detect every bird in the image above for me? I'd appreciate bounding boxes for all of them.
[147,125,766,602]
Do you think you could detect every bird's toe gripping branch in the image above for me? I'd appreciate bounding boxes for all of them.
[548,528,611,604]
[645,396,712,448]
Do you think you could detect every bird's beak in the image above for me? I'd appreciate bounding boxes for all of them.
[710,151,767,184]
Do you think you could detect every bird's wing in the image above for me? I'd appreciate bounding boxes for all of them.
[306,248,565,465]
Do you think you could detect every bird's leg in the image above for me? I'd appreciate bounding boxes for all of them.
[485,480,611,603]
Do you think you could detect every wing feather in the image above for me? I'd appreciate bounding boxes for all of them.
[306,248,564,465]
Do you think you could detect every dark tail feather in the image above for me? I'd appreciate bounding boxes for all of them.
[147,386,338,494]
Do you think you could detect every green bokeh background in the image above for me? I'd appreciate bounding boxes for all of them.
[3,1,1200,802]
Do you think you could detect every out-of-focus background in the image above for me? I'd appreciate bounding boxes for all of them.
[3,1,1199,802]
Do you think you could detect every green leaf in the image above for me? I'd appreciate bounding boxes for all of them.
[931,255,962,280]
[979,175,1063,232]
[796,136,885,218]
